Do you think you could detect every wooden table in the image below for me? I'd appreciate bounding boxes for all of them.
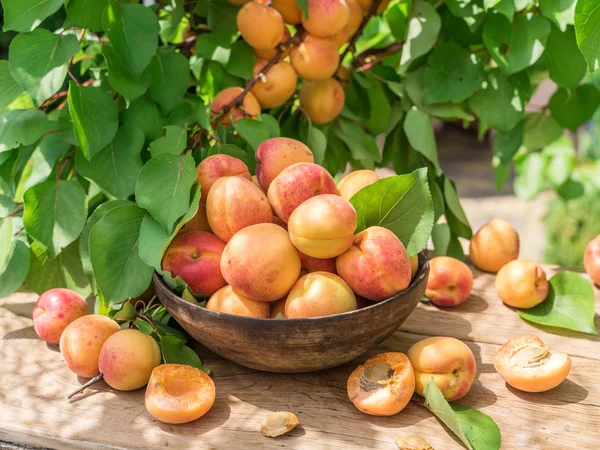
[1,264,599,450]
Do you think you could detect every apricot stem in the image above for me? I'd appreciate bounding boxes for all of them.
[67,373,104,399]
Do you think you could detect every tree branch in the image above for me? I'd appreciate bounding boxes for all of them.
[352,42,404,72]
[338,0,386,67]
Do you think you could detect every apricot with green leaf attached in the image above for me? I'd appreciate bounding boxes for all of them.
[337,169,380,201]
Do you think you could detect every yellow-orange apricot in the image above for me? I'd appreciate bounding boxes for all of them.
[470,218,520,273]
[302,0,350,38]
[347,352,415,416]
[211,87,261,126]
[32,288,89,344]
[196,154,252,205]
[60,315,120,378]
[207,285,270,318]
[290,35,339,81]
[495,260,549,309]
[270,298,287,318]
[336,65,351,83]
[329,0,363,47]
[300,251,338,274]
[356,0,390,13]
[237,2,284,49]
[206,176,273,242]
[425,256,473,307]
[299,78,345,124]
[254,27,292,60]
[250,60,297,108]
[408,337,476,401]
[410,255,419,280]
[145,364,215,424]
[285,271,356,318]
[99,329,162,391]
[495,335,571,393]
[272,0,302,24]
[288,194,357,258]
[221,223,301,301]
[584,235,600,285]
[396,435,433,450]
[252,175,266,193]
[337,169,380,201]
[272,215,288,231]
[256,137,314,190]
[260,411,299,437]
[180,205,211,234]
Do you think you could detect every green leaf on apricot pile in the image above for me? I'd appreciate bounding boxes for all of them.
[432,223,464,260]
[160,335,210,374]
[518,271,598,335]
[147,52,190,114]
[349,168,434,258]
[149,125,187,157]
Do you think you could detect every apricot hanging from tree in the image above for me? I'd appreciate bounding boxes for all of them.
[302,0,350,38]
[290,35,340,81]
[299,78,345,124]
[236,2,285,50]
[250,60,298,108]
[254,27,292,60]
[211,87,261,126]
[329,0,364,47]
[272,0,303,24]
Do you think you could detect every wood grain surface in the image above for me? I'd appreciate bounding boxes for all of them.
[1,264,599,450]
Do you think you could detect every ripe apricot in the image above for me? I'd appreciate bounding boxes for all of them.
[337,169,380,201]
[207,285,270,318]
[290,35,339,81]
[206,176,273,242]
[180,205,211,234]
[237,2,284,50]
[256,137,314,190]
[270,298,287,318]
[425,256,473,307]
[302,0,350,38]
[470,218,520,273]
[410,255,419,280]
[299,78,345,124]
[356,0,390,13]
[254,27,292,60]
[145,364,215,424]
[288,194,357,258]
[221,223,301,301]
[495,260,549,309]
[268,162,338,223]
[196,154,252,204]
[584,235,600,285]
[211,87,261,126]
[162,231,227,297]
[272,0,302,24]
[336,65,351,83]
[60,315,120,378]
[99,329,162,391]
[408,337,476,401]
[260,411,299,437]
[272,215,288,231]
[250,60,297,108]
[285,271,356,318]
[495,335,571,393]
[227,0,251,4]
[33,288,89,344]
[347,352,415,416]
[300,251,337,274]
[329,0,363,47]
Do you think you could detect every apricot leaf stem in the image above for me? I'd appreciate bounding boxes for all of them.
[67,373,104,399]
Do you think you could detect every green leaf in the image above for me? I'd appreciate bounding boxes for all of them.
[574,0,600,71]
[0,240,30,297]
[135,153,197,233]
[64,0,109,31]
[3,0,65,32]
[226,40,255,80]
[540,0,577,31]
[149,125,187,157]
[233,118,270,150]
[23,180,87,258]
[428,175,445,221]
[423,42,484,104]
[545,26,587,88]
[386,3,410,42]
[295,0,308,18]
[102,43,150,103]
[432,223,465,260]
[0,218,13,270]
[207,1,238,34]
[336,119,381,162]
[399,0,441,73]
[549,85,600,131]
[518,271,597,334]
[483,13,551,75]
[159,334,210,374]
[513,152,548,200]
[349,168,434,258]
[76,125,145,199]
[8,29,79,106]
[450,403,502,450]
[102,0,160,77]
[444,177,472,239]
[147,51,190,114]
[403,107,441,174]
[0,110,52,152]
[89,201,154,304]
[523,112,564,150]
[68,83,119,159]
[259,114,281,138]
[300,123,326,166]
[493,157,511,192]
[0,61,22,111]
[24,131,75,191]
[492,122,523,164]
[494,0,515,21]
[120,96,165,142]
[544,136,576,187]
[0,195,16,217]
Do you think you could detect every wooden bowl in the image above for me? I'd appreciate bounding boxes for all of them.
[154,253,429,373]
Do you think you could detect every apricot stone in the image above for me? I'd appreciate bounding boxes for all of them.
[272,0,302,24]
[408,337,476,401]
[299,78,345,124]
[206,176,273,242]
[32,288,89,344]
[207,285,270,318]
[211,87,261,126]
[288,194,357,258]
[496,260,549,309]
[196,154,252,205]
[237,2,284,49]
[268,162,337,223]
[290,35,340,81]
[337,226,411,301]
[250,60,297,108]
[337,169,380,201]
[285,271,356,318]
[300,251,338,274]
[302,0,350,38]
[256,137,314,191]
[99,329,162,391]
[162,231,227,297]
[425,256,473,307]
[584,235,600,286]
[221,223,301,301]
[60,315,120,378]
[470,218,520,273]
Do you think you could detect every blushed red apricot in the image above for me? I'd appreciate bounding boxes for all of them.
[252,175,266,193]
[337,169,380,201]
[32,288,89,344]
[495,335,571,393]
[470,218,520,273]
[211,87,261,126]
[237,2,284,49]
[256,137,314,191]
[495,260,549,309]
[145,364,216,424]
[300,251,338,274]
[272,0,302,24]
[272,215,288,231]
[290,35,340,81]
[584,235,600,286]
[299,78,345,124]
[270,298,287,318]
[347,352,415,416]
[425,256,473,307]
[408,337,476,401]
[196,154,252,205]
[250,60,297,108]
[254,27,292,60]
[207,285,270,318]
[302,0,350,38]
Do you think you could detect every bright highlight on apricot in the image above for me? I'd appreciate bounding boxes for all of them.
[495,259,549,309]
[145,364,216,424]
[494,335,571,393]
[347,352,415,416]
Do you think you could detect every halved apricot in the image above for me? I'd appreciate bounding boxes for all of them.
[494,335,571,393]
[145,364,216,424]
[347,352,415,416]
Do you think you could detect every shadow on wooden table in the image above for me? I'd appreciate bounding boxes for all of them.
[505,380,590,405]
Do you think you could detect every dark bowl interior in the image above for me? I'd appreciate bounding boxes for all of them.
[154,252,429,373]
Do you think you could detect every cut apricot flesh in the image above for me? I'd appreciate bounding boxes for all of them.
[145,364,216,424]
